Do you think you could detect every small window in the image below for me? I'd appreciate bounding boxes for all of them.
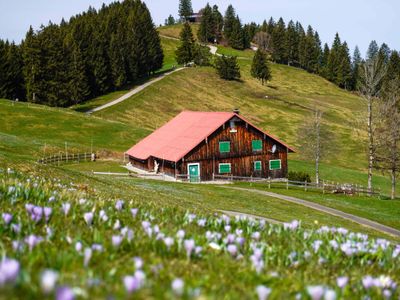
[252,140,262,151]
[269,159,281,170]
[254,161,262,171]
[219,163,231,174]
[219,141,230,153]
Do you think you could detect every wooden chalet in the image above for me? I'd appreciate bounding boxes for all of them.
[126,111,295,182]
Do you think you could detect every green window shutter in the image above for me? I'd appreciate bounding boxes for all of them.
[254,161,262,171]
[252,140,262,151]
[269,159,281,170]
[219,141,231,153]
[219,163,231,174]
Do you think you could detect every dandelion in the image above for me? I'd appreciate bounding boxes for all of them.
[40,269,59,293]
[336,276,348,289]
[56,286,75,300]
[112,235,123,248]
[0,258,20,286]
[171,278,184,296]
[2,213,12,225]
[256,285,271,300]
[307,285,325,300]
[83,212,94,226]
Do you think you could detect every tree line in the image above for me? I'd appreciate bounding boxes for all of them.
[0,0,163,107]
[186,1,399,92]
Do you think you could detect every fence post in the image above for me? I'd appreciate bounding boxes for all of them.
[322,180,325,194]
[212,173,215,181]
[268,178,271,189]
[286,179,289,190]
[304,181,307,192]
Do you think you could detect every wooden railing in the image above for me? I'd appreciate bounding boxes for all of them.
[38,153,95,165]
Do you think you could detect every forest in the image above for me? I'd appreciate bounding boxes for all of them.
[0,0,163,107]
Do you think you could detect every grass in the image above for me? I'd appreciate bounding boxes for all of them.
[158,23,199,40]
[1,166,399,299]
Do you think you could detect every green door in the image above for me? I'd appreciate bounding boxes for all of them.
[188,164,200,182]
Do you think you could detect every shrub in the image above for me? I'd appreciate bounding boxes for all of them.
[288,171,311,183]
[215,55,241,80]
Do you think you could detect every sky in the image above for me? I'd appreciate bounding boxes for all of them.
[0,0,398,56]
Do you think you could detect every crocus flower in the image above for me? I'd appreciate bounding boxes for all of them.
[40,269,59,293]
[11,223,21,234]
[171,278,184,296]
[164,237,174,249]
[0,258,20,286]
[176,230,185,240]
[134,270,145,288]
[123,276,139,293]
[75,242,82,252]
[227,244,238,257]
[44,207,52,222]
[25,234,43,251]
[83,212,94,226]
[84,247,92,267]
[307,285,325,300]
[61,203,71,216]
[362,276,374,289]
[184,239,195,258]
[324,289,336,300]
[2,213,12,225]
[252,232,261,240]
[56,286,75,300]
[256,285,271,300]
[336,276,348,289]
[134,257,143,270]
[113,220,121,230]
[130,208,138,218]
[115,200,124,211]
[112,235,123,248]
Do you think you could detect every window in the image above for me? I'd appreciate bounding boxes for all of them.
[252,140,262,151]
[219,141,231,153]
[254,161,262,171]
[219,163,231,174]
[269,159,282,170]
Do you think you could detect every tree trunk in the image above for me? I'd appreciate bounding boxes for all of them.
[391,169,396,200]
[367,96,373,195]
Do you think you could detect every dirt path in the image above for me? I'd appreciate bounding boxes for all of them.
[226,187,400,238]
[86,67,185,114]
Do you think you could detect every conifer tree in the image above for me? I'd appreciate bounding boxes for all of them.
[319,43,330,79]
[382,51,400,95]
[198,4,214,43]
[251,49,271,85]
[267,17,275,35]
[366,40,379,61]
[337,42,352,89]
[326,33,342,82]
[285,20,298,66]
[261,20,268,32]
[229,16,245,50]
[175,22,195,65]
[223,5,236,42]
[165,15,176,26]
[212,5,223,43]
[272,18,287,63]
[68,41,90,104]
[351,46,362,90]
[4,43,25,100]
[179,0,193,21]
[215,55,241,80]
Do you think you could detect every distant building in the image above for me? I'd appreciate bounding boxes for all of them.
[187,11,203,23]
[126,110,294,182]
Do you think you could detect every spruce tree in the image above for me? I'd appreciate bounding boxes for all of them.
[382,51,400,95]
[351,46,362,90]
[68,41,90,104]
[0,40,8,99]
[175,22,195,65]
[267,17,275,35]
[229,16,244,50]
[366,40,379,61]
[212,5,223,43]
[285,20,298,66]
[272,18,287,63]
[223,5,236,42]
[4,43,25,100]
[165,15,176,26]
[179,0,193,21]
[215,55,241,80]
[251,49,271,85]
[319,43,330,79]
[337,42,352,89]
[261,20,268,32]
[198,4,214,43]
[326,33,342,83]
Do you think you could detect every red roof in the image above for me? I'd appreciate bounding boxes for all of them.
[126,111,294,162]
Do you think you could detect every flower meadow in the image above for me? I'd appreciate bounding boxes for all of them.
[0,168,399,299]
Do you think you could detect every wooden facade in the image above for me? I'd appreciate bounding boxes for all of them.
[129,115,291,181]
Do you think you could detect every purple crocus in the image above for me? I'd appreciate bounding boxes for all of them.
[75,242,82,252]
[164,237,174,249]
[123,275,140,293]
[115,200,124,211]
[184,239,195,258]
[61,203,71,216]
[2,213,12,225]
[25,234,43,251]
[336,276,348,289]
[0,258,20,286]
[84,248,92,267]
[171,278,184,296]
[56,286,75,300]
[256,285,271,300]
[130,208,138,218]
[11,223,21,234]
[362,276,375,289]
[134,257,143,270]
[112,235,123,248]
[83,212,94,226]
[40,269,59,293]
[44,207,52,222]
[307,286,325,300]
[227,244,238,257]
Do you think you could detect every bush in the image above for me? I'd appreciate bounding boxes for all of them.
[215,55,241,80]
[288,171,311,183]
[193,45,212,66]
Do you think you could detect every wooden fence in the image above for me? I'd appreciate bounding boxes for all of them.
[38,153,95,165]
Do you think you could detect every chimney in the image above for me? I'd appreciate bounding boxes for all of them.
[233,108,240,115]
